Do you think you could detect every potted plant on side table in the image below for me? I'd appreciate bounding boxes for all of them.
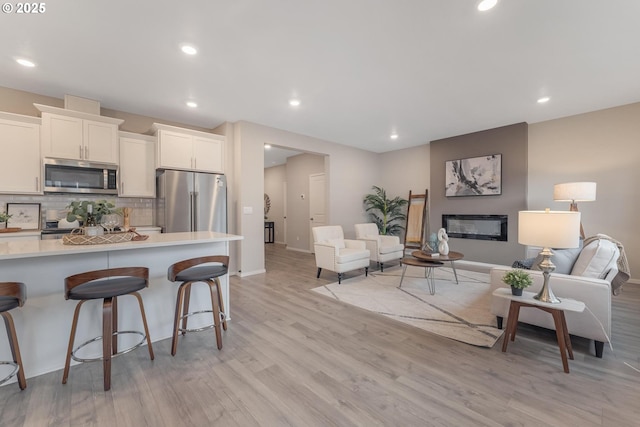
[502,269,533,296]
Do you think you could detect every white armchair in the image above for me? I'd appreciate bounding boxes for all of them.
[312,225,370,284]
[354,223,405,272]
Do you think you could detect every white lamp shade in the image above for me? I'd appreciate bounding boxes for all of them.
[553,182,596,202]
[518,210,581,248]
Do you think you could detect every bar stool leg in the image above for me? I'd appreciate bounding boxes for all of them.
[171,281,188,356]
[213,277,227,331]
[112,296,118,356]
[181,283,192,334]
[2,312,26,390]
[63,300,86,384]
[131,292,155,360]
[102,297,113,391]
[206,279,223,350]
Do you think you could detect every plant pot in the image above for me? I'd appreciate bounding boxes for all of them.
[510,286,523,296]
[0,221,6,229]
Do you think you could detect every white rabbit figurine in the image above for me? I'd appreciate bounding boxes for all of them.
[437,228,450,256]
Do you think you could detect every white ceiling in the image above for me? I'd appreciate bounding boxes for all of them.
[2,1,640,153]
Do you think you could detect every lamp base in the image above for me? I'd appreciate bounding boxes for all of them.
[534,248,561,304]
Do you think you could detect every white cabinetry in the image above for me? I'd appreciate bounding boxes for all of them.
[119,132,156,198]
[36,104,123,164]
[0,112,42,194]
[152,123,224,173]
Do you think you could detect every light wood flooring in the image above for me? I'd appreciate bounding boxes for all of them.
[1,244,639,426]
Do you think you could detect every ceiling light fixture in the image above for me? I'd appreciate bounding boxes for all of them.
[186,101,198,108]
[16,58,35,67]
[289,99,301,107]
[181,45,198,55]
[264,144,272,149]
[537,96,550,104]
[477,0,498,11]
[390,133,399,140]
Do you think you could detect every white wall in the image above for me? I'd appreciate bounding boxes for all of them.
[234,121,378,276]
[284,153,325,251]
[528,102,640,279]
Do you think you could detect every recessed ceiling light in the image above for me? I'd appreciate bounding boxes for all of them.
[181,45,198,55]
[390,133,399,140]
[289,99,301,107]
[537,96,550,104]
[264,144,272,149]
[16,58,35,67]
[186,101,198,108]
[477,0,498,11]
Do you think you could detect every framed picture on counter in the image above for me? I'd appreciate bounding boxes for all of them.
[6,203,41,230]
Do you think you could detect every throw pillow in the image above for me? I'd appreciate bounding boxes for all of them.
[531,239,583,275]
[571,239,619,279]
[512,258,536,269]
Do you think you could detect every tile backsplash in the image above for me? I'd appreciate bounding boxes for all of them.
[0,194,155,228]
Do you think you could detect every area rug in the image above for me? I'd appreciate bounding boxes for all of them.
[311,266,504,347]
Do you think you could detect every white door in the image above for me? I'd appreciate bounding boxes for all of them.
[309,173,326,252]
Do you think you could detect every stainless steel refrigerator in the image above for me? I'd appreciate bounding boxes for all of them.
[156,170,227,233]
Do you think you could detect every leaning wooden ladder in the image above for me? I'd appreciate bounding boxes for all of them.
[404,190,429,251]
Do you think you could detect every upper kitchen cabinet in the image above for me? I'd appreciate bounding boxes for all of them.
[0,112,42,194]
[152,123,225,173]
[119,132,156,198]
[35,104,124,164]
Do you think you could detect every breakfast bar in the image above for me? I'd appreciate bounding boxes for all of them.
[0,231,242,382]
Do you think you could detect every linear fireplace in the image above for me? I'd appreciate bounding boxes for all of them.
[442,214,508,241]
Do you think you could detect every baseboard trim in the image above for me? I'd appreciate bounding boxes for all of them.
[238,269,267,277]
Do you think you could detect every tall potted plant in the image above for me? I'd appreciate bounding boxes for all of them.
[363,186,408,235]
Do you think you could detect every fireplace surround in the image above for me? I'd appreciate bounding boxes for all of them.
[442,214,508,241]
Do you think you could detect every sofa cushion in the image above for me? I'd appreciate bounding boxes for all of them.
[531,239,583,274]
[571,239,619,279]
[379,243,404,254]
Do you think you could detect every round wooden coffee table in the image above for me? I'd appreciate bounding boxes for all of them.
[399,257,444,295]
[411,251,464,284]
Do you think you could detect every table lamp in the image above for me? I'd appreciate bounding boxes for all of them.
[518,209,581,303]
[553,182,596,239]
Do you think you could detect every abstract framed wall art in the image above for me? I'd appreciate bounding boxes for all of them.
[445,154,502,197]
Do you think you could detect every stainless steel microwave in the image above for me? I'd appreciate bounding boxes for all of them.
[43,158,118,195]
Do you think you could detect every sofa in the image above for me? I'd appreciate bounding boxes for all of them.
[490,237,622,358]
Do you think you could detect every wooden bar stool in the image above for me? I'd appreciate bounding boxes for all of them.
[0,282,27,390]
[62,267,154,391]
[168,255,229,356]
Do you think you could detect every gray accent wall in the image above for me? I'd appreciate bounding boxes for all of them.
[429,123,528,265]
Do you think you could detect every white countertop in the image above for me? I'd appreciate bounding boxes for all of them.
[0,231,242,260]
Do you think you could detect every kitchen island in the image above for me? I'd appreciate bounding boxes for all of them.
[0,231,242,383]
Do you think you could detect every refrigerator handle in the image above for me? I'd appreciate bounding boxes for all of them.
[193,192,198,231]
[189,192,195,231]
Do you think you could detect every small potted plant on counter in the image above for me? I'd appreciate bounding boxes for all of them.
[502,269,533,296]
[0,211,12,229]
[66,200,120,225]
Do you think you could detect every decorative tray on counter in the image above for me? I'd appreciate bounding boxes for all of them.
[62,228,147,245]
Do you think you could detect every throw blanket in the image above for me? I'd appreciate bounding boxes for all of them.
[584,234,630,295]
